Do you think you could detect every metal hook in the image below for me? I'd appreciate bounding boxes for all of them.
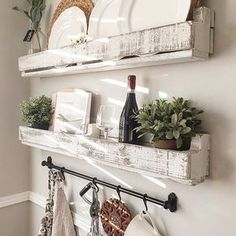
[80,182,92,196]
[116,185,122,201]
[92,178,99,192]
[143,194,148,213]
[80,180,100,206]
[58,167,65,182]
[80,182,93,205]
[92,177,97,185]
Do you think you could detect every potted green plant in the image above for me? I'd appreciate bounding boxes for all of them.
[20,95,52,130]
[12,0,46,52]
[135,97,203,150]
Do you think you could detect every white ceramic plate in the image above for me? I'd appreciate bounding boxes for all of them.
[88,0,126,39]
[119,0,192,34]
[48,7,87,49]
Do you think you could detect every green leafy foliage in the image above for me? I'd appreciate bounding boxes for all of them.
[12,0,46,32]
[135,97,203,148]
[20,95,52,130]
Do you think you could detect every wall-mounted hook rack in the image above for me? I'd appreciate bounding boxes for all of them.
[42,156,178,212]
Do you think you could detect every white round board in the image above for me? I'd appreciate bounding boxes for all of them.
[119,0,192,34]
[88,0,125,39]
[48,7,87,49]
[88,0,191,39]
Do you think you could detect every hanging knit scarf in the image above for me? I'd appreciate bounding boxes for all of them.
[38,170,59,236]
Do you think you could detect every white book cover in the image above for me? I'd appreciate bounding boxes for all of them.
[53,89,92,135]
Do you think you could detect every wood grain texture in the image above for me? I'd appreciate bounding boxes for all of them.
[21,50,205,78]
[18,7,213,77]
[19,126,210,185]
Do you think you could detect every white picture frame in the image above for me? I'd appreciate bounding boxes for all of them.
[52,89,92,135]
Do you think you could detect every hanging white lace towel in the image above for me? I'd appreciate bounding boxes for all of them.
[52,188,77,236]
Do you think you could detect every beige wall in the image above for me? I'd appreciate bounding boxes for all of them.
[0,0,30,235]
[0,202,29,236]
[29,0,236,236]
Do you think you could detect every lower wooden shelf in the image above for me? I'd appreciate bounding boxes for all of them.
[19,126,210,185]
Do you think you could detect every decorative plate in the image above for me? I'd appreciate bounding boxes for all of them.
[100,199,132,236]
[88,0,126,39]
[47,0,94,47]
[119,0,192,34]
[48,7,87,49]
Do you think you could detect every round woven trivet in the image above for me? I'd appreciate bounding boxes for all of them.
[100,199,132,236]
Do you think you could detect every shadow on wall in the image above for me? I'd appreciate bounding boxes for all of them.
[206,0,236,56]
[204,111,234,182]
[90,93,101,123]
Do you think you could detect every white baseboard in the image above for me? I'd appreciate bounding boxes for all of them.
[0,191,90,229]
[0,191,29,209]
[28,191,46,207]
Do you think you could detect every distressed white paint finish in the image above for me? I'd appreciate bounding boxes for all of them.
[19,126,210,185]
[21,50,205,78]
[18,7,214,78]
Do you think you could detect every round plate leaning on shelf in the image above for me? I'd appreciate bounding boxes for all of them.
[47,0,94,48]
[48,7,87,49]
[88,0,127,39]
[118,0,192,34]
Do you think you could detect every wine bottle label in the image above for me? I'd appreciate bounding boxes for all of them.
[23,30,35,42]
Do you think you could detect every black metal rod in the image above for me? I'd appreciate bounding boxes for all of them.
[42,156,177,212]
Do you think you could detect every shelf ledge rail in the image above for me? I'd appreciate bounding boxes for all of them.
[42,156,178,212]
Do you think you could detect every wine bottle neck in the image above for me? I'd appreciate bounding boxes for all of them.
[127,88,135,93]
[125,90,137,106]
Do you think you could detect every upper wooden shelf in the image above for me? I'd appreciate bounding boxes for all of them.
[18,7,214,78]
[19,126,210,185]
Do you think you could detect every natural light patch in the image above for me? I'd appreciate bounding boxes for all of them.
[94,37,110,43]
[49,49,96,61]
[142,175,167,189]
[81,154,133,189]
[79,136,107,153]
[100,17,126,23]
[110,117,119,127]
[108,97,124,107]
[54,66,67,73]
[62,103,86,115]
[101,79,150,94]
[102,60,117,66]
[158,91,168,99]
[45,135,76,154]
[160,74,169,78]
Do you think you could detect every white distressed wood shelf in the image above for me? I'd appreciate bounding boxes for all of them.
[19,126,210,185]
[18,7,214,78]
